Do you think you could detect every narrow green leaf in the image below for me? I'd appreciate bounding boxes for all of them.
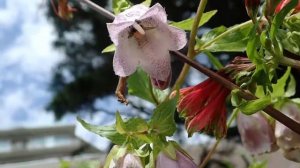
[102,44,116,53]
[170,10,217,30]
[204,51,223,70]
[278,30,300,55]
[77,117,126,145]
[239,96,272,115]
[149,96,178,136]
[116,112,149,134]
[162,143,177,160]
[141,0,151,7]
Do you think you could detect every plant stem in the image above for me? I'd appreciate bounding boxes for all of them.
[280,56,300,69]
[77,0,115,20]
[76,0,300,134]
[198,109,238,168]
[172,0,208,90]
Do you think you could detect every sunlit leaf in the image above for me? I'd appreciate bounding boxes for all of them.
[149,96,178,136]
[170,10,217,30]
[115,112,149,134]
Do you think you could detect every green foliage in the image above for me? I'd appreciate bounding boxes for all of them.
[102,44,116,53]
[255,67,296,108]
[249,160,268,168]
[238,96,272,115]
[170,10,217,31]
[279,30,300,55]
[77,117,126,145]
[149,95,178,136]
[116,112,149,134]
[112,0,132,14]
[127,68,169,105]
[197,23,252,52]
[270,0,298,39]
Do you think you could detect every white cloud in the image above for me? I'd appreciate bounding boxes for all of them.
[0,0,62,129]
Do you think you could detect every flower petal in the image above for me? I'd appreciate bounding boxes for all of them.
[114,4,149,23]
[113,36,140,77]
[138,29,171,81]
[238,112,278,155]
[168,26,187,50]
[107,22,133,45]
[140,3,167,23]
[156,152,179,168]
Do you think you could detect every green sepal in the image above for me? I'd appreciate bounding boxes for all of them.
[102,44,116,53]
[149,95,178,136]
[112,0,132,14]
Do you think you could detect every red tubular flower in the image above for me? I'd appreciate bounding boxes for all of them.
[177,75,230,138]
[275,0,300,14]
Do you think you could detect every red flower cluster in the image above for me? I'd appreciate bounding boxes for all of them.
[177,75,230,138]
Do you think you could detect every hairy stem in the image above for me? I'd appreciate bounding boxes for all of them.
[172,0,208,90]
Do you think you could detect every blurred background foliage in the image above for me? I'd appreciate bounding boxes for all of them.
[46,0,249,119]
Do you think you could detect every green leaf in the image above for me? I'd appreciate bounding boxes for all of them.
[204,51,223,70]
[149,96,178,136]
[249,160,268,168]
[103,145,126,168]
[77,117,126,145]
[198,23,252,52]
[231,89,241,107]
[170,10,217,31]
[115,112,149,134]
[102,44,116,53]
[284,13,300,32]
[112,0,132,14]
[285,74,296,97]
[270,0,298,39]
[239,96,272,115]
[127,68,168,104]
[162,143,177,160]
[278,30,300,55]
[141,0,151,7]
[272,67,291,97]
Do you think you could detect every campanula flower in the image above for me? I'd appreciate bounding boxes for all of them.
[237,112,278,155]
[177,75,230,138]
[107,3,187,89]
[275,103,300,162]
[156,150,197,168]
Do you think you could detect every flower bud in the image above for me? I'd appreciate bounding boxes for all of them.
[275,103,300,162]
[237,112,278,155]
[245,0,260,19]
[156,150,197,168]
